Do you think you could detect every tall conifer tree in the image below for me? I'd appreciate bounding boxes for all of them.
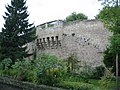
[0,0,36,63]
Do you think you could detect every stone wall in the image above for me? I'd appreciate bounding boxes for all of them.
[28,19,111,66]
[0,76,64,90]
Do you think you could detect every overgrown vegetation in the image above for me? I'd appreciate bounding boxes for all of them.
[0,53,118,90]
[98,0,120,76]
[65,53,79,73]
[65,12,88,22]
[0,54,65,86]
[99,67,115,89]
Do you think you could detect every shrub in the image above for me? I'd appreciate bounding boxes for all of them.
[79,63,94,82]
[24,69,38,83]
[61,73,83,82]
[0,58,12,70]
[35,54,65,86]
[57,81,95,90]
[62,62,95,83]
[99,67,115,89]
[0,58,13,76]
[0,54,67,86]
[65,53,79,73]
[92,65,105,79]
[103,47,120,76]
[11,59,34,80]
[0,70,4,75]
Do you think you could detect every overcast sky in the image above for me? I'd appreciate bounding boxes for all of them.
[0,0,102,29]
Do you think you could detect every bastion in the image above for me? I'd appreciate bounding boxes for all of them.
[27,19,111,66]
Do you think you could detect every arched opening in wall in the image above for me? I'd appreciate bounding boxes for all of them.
[43,38,46,48]
[51,37,54,48]
[37,39,42,50]
[40,38,44,50]
[47,37,50,48]
[56,36,58,47]
[36,39,40,47]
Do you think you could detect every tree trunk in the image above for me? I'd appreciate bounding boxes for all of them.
[116,53,119,90]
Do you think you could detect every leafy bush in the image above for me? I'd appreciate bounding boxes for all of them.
[0,54,66,86]
[79,63,94,82]
[0,58,13,76]
[61,73,83,82]
[35,54,65,86]
[36,54,64,73]
[99,67,115,89]
[92,65,105,79]
[65,12,88,22]
[10,59,33,80]
[0,70,4,75]
[0,58,12,70]
[65,53,80,73]
[57,81,95,90]
[103,38,120,76]
[24,69,38,83]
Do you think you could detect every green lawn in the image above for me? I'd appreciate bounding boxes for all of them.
[55,79,120,90]
[89,79,120,90]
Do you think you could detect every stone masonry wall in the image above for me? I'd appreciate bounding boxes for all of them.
[28,19,111,66]
[0,76,64,90]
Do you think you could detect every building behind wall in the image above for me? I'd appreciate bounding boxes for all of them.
[28,19,111,66]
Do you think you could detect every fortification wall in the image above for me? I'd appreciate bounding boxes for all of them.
[28,19,111,66]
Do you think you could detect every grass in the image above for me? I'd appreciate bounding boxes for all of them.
[56,81,95,90]
[59,72,120,90]
[89,79,120,90]
[55,78,120,90]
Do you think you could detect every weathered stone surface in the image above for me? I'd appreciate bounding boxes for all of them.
[28,19,111,66]
[0,76,64,90]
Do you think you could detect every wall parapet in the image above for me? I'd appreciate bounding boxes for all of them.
[36,19,103,33]
[63,19,99,26]
[36,20,64,30]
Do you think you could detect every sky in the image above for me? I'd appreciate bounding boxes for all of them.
[0,0,102,29]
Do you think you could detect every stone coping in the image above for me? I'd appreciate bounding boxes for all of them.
[0,75,65,90]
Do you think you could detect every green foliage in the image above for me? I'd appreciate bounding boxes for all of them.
[0,54,65,86]
[24,68,38,83]
[0,54,116,89]
[97,5,120,34]
[57,81,94,90]
[99,67,115,89]
[0,54,118,89]
[98,0,120,76]
[61,73,83,82]
[104,47,120,75]
[98,0,119,6]
[11,59,33,80]
[0,59,37,81]
[0,0,36,63]
[0,58,12,70]
[62,61,99,83]
[92,65,105,79]
[36,54,64,71]
[65,12,88,22]
[79,63,94,81]
[65,53,80,73]
[35,54,65,86]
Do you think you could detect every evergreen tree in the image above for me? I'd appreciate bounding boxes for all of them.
[0,0,36,63]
